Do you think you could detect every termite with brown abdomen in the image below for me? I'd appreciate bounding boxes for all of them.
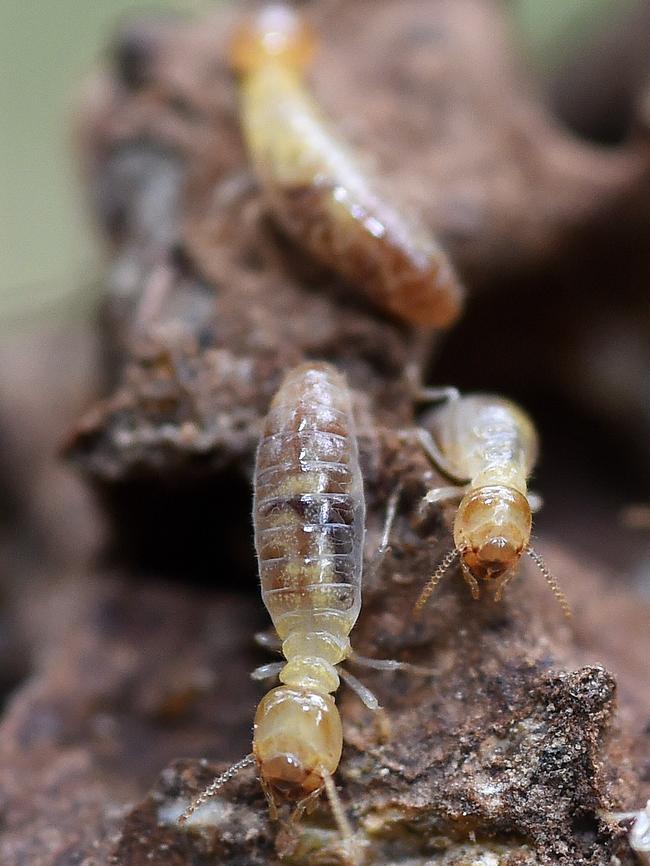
[413,391,571,616]
[179,362,421,860]
[229,5,464,328]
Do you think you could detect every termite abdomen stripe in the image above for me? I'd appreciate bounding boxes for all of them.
[255,492,357,526]
[256,465,354,496]
[256,522,356,559]
[257,430,349,466]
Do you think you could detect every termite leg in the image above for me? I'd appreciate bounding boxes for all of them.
[374,707,393,744]
[527,491,544,513]
[254,630,282,652]
[526,546,572,619]
[339,667,380,710]
[342,655,434,748]
[413,547,460,615]
[379,484,402,554]
[344,656,432,744]
[260,772,279,821]
[416,386,461,405]
[421,484,467,508]
[349,652,435,677]
[250,661,284,681]
[178,753,256,825]
[371,483,402,566]
[404,365,460,407]
[417,428,470,485]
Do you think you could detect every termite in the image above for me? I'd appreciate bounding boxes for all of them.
[412,390,571,616]
[229,5,464,328]
[600,801,650,865]
[179,362,420,859]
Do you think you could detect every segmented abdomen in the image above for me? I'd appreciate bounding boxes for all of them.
[253,363,364,641]
[240,66,463,329]
[428,395,538,492]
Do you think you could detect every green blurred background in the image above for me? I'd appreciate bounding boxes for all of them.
[0,0,631,327]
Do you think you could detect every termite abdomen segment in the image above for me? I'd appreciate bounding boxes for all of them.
[271,182,464,328]
[454,486,532,582]
[254,686,342,800]
[229,4,316,73]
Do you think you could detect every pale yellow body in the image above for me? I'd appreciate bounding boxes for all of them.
[254,688,342,799]
[177,362,362,830]
[432,394,537,493]
[428,395,538,592]
[230,5,463,327]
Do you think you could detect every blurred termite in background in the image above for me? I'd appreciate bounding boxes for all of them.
[414,391,572,617]
[179,363,419,861]
[229,4,464,328]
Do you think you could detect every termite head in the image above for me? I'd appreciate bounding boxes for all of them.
[453,486,532,584]
[230,5,316,74]
[254,686,342,805]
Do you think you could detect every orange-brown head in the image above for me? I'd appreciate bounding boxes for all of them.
[453,486,532,585]
[229,5,316,75]
[253,686,342,805]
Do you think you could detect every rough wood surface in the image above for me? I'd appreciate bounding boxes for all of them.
[0,545,647,866]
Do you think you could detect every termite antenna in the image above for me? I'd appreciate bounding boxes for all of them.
[413,548,459,615]
[526,546,572,620]
[178,753,255,825]
[339,666,380,710]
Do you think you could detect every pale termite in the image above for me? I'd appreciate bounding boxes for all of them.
[179,362,420,860]
[413,391,571,616]
[229,5,464,328]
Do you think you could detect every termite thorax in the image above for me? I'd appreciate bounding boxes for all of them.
[278,630,351,693]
